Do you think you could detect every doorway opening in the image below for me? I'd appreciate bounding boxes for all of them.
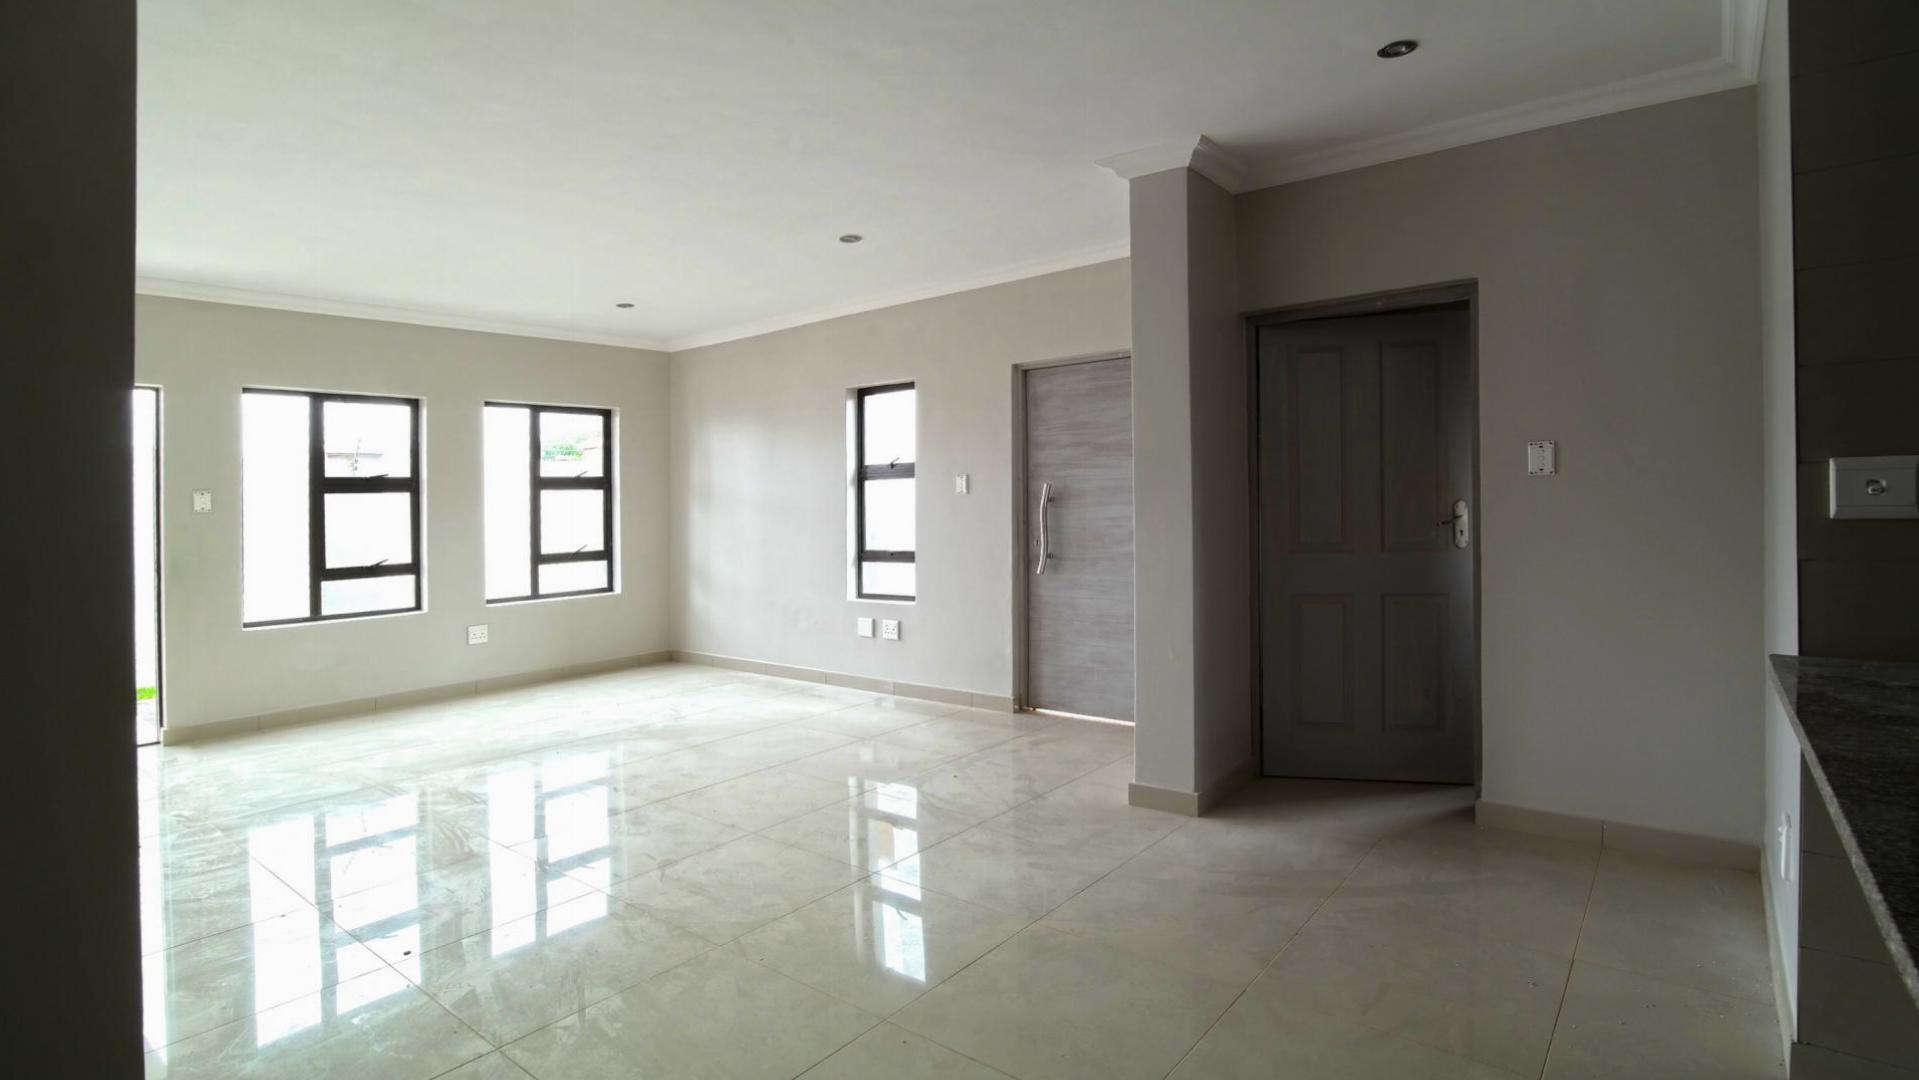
[133,385,163,746]
[1250,286,1479,784]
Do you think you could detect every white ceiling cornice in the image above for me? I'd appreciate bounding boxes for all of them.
[1096,135,1250,193]
[1236,0,1766,191]
[134,277,674,352]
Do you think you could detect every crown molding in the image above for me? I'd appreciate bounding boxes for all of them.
[1239,0,1765,190]
[134,277,674,352]
[662,241,1130,352]
[1096,135,1249,193]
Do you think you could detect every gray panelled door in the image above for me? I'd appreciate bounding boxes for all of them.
[1024,356,1135,721]
[1257,310,1475,782]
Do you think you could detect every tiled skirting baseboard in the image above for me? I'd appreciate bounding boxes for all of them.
[669,650,1018,713]
[1475,799,1760,871]
[1128,759,1255,817]
[161,651,675,746]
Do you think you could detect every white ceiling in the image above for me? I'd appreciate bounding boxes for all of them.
[137,1,1758,351]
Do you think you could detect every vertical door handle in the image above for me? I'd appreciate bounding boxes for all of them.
[1437,498,1469,549]
[1034,482,1052,574]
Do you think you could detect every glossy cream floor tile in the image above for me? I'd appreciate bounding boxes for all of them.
[893,924,1242,1080]
[500,949,879,1080]
[1167,990,1524,1080]
[1541,962,1786,1079]
[732,878,1029,1015]
[1575,850,1774,1003]
[798,1023,1014,1079]
[1256,920,1571,1076]
[609,834,867,943]
[881,827,1125,920]
[140,663,1782,1080]
[1038,858,1328,985]
[145,967,488,1080]
[401,892,712,1045]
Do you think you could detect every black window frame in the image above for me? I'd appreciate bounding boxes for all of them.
[854,382,916,601]
[241,388,424,628]
[484,401,616,604]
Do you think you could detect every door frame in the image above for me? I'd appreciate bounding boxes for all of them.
[1245,281,1481,785]
[1010,350,1133,717]
[134,383,166,744]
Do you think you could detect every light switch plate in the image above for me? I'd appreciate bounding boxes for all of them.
[880,619,900,641]
[1526,441,1556,476]
[191,490,214,513]
[856,617,874,638]
[467,624,489,645]
[955,473,969,495]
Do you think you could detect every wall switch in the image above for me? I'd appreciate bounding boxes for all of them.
[880,619,901,641]
[1526,441,1557,476]
[191,490,214,513]
[467,624,489,645]
[856,617,874,638]
[955,473,969,495]
[1777,813,1795,882]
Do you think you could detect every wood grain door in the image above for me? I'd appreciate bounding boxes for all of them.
[1024,356,1135,721]
[1256,310,1474,782]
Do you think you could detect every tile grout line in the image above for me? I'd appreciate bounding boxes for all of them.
[1535,846,1604,1079]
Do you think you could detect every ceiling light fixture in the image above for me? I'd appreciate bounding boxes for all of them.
[1376,39,1418,59]
[614,302,634,308]
[839,234,863,244]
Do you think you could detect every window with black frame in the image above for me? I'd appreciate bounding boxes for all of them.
[854,383,916,600]
[484,402,615,602]
[241,389,423,626]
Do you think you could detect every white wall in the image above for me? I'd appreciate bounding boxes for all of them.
[669,261,1131,696]
[1236,89,1765,843]
[136,296,671,732]
[1757,0,1800,1026]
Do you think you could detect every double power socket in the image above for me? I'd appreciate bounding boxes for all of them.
[856,617,900,641]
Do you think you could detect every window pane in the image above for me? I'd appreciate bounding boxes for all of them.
[862,478,915,552]
[861,388,915,465]
[540,411,605,478]
[540,489,605,554]
[324,492,413,569]
[323,400,412,478]
[320,575,416,616]
[243,393,311,623]
[484,406,531,599]
[539,560,609,595]
[860,561,915,599]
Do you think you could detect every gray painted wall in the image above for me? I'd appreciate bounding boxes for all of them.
[136,296,673,731]
[669,260,1131,697]
[1237,89,1764,843]
[4,0,144,1068]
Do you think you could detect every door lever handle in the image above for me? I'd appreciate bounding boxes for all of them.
[1034,482,1052,575]
[1441,499,1469,549]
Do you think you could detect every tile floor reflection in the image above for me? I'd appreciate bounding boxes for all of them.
[137,662,1782,1078]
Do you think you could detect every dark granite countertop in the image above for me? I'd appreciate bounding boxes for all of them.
[1770,654,1919,1005]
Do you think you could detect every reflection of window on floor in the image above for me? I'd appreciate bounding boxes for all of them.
[862,782,928,982]
[240,795,424,1047]
[485,752,613,956]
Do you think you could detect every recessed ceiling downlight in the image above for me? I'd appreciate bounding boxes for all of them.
[1377,39,1418,59]
[839,234,864,244]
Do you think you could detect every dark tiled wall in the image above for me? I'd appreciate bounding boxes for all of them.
[1792,4,1919,660]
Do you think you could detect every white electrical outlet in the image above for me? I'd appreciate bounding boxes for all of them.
[467,624,489,645]
[955,473,969,495]
[856,617,874,638]
[1527,440,1557,476]
[191,490,214,514]
[880,619,900,641]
